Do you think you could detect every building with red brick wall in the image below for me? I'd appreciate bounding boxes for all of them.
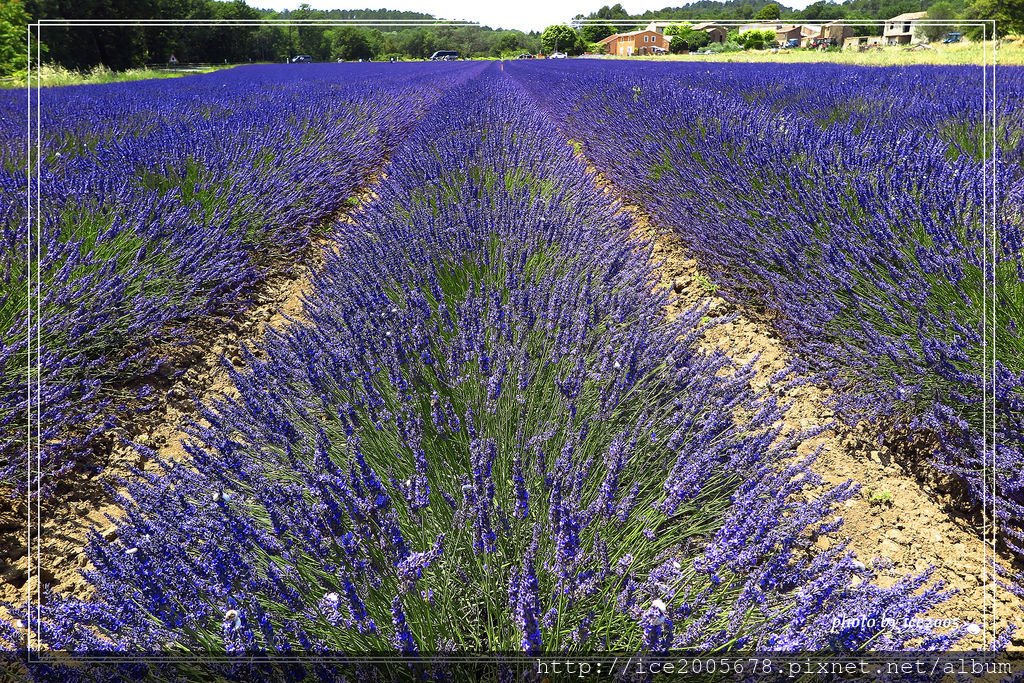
[598,30,670,56]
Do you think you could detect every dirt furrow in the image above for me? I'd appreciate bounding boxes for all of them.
[595,172,1022,649]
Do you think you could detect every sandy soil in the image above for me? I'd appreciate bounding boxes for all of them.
[604,175,1022,649]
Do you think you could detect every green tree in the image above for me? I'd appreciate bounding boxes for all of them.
[798,1,850,21]
[540,24,585,55]
[454,24,489,56]
[291,4,330,59]
[26,0,153,69]
[962,0,1023,37]
[0,0,32,76]
[251,23,289,62]
[738,28,776,48]
[331,26,373,60]
[140,0,188,64]
[595,3,633,32]
[689,28,712,49]
[666,26,711,52]
[755,2,782,19]
[210,0,260,62]
[580,22,615,42]
[668,34,689,53]
[576,3,632,42]
[662,22,690,35]
[493,30,530,56]
[399,29,429,59]
[919,1,958,41]
[377,32,400,56]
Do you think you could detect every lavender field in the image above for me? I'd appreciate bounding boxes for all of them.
[0,59,1021,672]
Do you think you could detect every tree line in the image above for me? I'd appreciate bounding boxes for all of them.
[6,0,542,73]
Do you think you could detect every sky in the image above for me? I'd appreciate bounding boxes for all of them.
[254,0,814,33]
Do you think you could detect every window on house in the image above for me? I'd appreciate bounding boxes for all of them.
[903,22,911,31]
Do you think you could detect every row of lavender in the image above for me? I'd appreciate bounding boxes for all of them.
[8,66,969,668]
[508,61,1024,564]
[0,62,484,495]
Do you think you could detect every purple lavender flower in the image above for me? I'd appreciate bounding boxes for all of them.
[390,596,418,655]
[640,600,673,652]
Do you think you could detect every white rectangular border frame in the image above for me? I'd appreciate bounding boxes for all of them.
[24,16,1000,663]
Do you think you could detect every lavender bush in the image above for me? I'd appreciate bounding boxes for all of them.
[0,63,485,495]
[508,60,1024,568]
[8,67,965,674]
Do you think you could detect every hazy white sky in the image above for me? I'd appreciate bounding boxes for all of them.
[255,0,813,33]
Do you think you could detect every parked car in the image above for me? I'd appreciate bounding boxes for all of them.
[650,46,669,55]
[430,50,460,61]
[516,53,535,59]
[783,38,800,48]
[550,52,567,59]
[290,55,312,63]
[943,32,962,43]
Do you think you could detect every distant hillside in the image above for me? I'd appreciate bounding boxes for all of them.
[578,0,946,23]
[275,8,438,21]
[632,0,796,20]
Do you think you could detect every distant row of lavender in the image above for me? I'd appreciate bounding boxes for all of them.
[509,61,1024,564]
[12,65,966,666]
[0,62,484,494]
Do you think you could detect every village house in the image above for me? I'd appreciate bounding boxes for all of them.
[645,20,729,44]
[799,24,822,46]
[774,24,803,44]
[598,29,671,56]
[883,11,927,45]
[820,21,856,47]
[736,23,820,47]
[843,35,885,50]
[774,24,820,46]
[690,22,729,43]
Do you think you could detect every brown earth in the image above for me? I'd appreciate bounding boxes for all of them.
[600,172,1023,650]
[0,182,376,616]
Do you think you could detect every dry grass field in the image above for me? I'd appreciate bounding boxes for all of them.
[616,39,1020,66]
